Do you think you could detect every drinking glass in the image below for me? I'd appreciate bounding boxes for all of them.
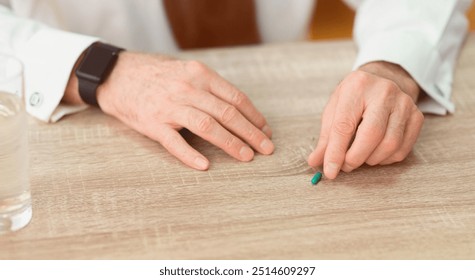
[0,53,31,234]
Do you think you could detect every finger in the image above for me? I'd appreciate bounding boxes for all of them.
[175,107,255,162]
[380,109,424,165]
[307,85,341,167]
[341,105,390,172]
[323,90,364,179]
[207,72,269,130]
[261,124,273,139]
[152,125,210,170]
[365,106,408,166]
[185,89,274,155]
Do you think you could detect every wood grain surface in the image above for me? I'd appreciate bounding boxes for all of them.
[1,36,475,259]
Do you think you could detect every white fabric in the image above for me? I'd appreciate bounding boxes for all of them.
[347,0,472,115]
[0,0,471,122]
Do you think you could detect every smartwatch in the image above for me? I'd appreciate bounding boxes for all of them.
[75,42,124,107]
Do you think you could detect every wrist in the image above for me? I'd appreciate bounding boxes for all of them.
[95,51,159,119]
[95,51,126,115]
[74,42,124,108]
[63,52,86,105]
[358,61,420,102]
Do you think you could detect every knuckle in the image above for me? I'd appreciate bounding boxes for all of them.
[373,78,400,101]
[414,109,424,123]
[318,131,329,142]
[344,157,361,170]
[351,70,371,85]
[377,81,400,103]
[220,105,239,124]
[334,120,356,137]
[344,71,372,93]
[364,120,386,139]
[224,136,236,148]
[186,60,208,75]
[196,115,215,133]
[245,128,258,142]
[172,82,194,93]
[399,93,415,108]
[391,151,408,163]
[382,79,400,93]
[317,126,330,141]
[365,159,378,166]
[379,87,394,101]
[231,91,246,107]
[382,137,401,153]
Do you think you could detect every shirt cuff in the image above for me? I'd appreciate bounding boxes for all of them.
[18,28,99,122]
[353,31,454,115]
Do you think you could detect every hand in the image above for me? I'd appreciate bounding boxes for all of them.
[307,61,424,179]
[65,52,274,170]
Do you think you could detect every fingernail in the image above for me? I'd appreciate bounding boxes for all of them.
[194,157,209,170]
[324,162,340,179]
[262,125,272,138]
[259,139,274,154]
[240,146,254,161]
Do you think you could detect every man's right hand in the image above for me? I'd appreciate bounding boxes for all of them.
[65,52,274,170]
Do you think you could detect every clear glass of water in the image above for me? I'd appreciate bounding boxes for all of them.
[0,53,31,234]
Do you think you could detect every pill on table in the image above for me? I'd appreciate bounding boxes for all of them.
[311,171,322,185]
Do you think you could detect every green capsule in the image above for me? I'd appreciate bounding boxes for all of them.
[311,171,322,185]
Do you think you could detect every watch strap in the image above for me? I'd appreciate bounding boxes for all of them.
[96,42,124,54]
[78,78,100,107]
[77,42,124,108]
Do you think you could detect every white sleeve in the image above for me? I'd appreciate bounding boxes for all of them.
[345,0,472,115]
[0,5,99,122]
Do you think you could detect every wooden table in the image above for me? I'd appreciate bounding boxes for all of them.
[2,35,475,259]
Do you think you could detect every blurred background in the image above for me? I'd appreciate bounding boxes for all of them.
[311,0,475,40]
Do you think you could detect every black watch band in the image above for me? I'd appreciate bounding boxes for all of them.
[78,78,100,107]
[75,42,124,107]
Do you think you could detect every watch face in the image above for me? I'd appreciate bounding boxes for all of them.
[77,46,117,83]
